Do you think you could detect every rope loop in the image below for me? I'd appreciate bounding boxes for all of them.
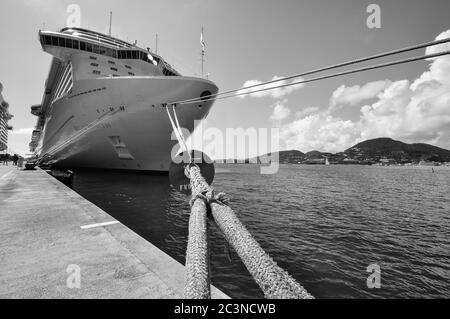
[189,189,230,208]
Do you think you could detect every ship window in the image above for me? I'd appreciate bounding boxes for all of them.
[66,39,73,48]
[86,43,93,52]
[125,65,132,69]
[99,47,107,55]
[51,36,58,46]
[106,48,113,57]
[126,51,132,59]
[93,70,101,75]
[128,72,135,76]
[110,67,118,71]
[133,51,139,59]
[93,45,100,54]
[80,41,86,51]
[60,37,66,47]
[108,60,115,64]
[90,63,99,67]
[73,40,79,50]
[44,35,52,45]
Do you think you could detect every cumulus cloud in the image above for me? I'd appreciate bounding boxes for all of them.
[295,106,320,118]
[330,80,391,109]
[270,100,291,122]
[281,113,360,153]
[237,76,304,99]
[279,30,450,152]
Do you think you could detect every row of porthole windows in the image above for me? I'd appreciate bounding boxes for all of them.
[89,59,134,76]
[89,56,131,69]
[92,70,135,76]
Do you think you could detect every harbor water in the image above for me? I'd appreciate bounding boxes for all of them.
[71,164,450,299]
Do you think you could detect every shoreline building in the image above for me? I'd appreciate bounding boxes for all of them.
[0,82,13,152]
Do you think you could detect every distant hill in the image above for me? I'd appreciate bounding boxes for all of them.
[222,137,450,164]
[247,150,305,164]
[345,138,450,162]
[276,150,305,163]
[305,150,333,159]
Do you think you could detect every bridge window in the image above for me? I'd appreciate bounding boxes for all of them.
[44,35,52,45]
[39,33,177,75]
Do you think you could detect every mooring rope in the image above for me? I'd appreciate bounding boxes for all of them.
[185,164,313,299]
[184,195,211,299]
[168,41,450,105]
[163,102,312,299]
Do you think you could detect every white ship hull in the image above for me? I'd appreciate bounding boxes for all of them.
[38,76,217,172]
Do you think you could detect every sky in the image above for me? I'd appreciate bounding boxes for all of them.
[0,0,449,157]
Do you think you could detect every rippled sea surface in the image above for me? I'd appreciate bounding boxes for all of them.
[71,164,450,299]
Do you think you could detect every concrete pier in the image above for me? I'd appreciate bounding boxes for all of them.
[0,165,228,299]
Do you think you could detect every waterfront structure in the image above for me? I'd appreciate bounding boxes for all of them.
[0,82,13,152]
[31,27,217,171]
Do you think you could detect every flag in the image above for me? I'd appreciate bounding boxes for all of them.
[200,28,206,52]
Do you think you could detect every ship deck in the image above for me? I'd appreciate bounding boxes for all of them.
[0,165,228,299]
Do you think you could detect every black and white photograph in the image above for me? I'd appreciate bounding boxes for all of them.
[0,0,449,309]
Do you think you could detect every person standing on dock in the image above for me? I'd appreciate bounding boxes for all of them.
[2,154,8,166]
[17,156,24,170]
[13,154,18,166]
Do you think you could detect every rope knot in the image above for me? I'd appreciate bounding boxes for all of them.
[190,189,230,207]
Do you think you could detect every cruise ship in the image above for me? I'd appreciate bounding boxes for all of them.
[30,27,218,172]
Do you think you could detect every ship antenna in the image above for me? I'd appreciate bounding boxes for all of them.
[108,11,112,36]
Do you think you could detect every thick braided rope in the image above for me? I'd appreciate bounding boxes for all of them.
[184,172,211,299]
[188,165,313,299]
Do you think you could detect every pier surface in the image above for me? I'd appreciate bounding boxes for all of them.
[0,165,228,299]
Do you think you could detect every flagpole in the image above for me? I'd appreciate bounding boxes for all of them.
[201,50,204,78]
[201,26,205,78]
